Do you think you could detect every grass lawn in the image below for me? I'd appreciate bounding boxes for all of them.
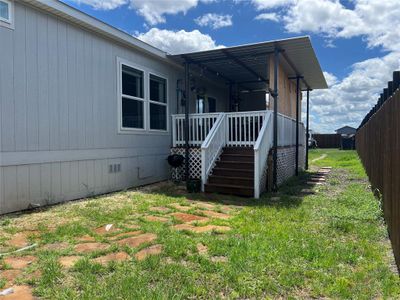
[1,149,399,299]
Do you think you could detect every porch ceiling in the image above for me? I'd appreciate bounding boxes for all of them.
[167,36,328,91]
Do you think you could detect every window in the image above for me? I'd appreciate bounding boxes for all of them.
[118,58,168,133]
[0,0,11,25]
[149,74,167,130]
[121,64,145,129]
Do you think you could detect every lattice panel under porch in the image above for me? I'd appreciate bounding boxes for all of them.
[170,148,202,181]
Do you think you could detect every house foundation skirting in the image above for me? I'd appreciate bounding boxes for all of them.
[171,145,306,188]
[170,148,202,181]
[276,144,306,185]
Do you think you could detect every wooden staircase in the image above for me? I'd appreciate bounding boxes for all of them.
[204,147,254,197]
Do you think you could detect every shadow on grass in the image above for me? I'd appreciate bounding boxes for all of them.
[145,170,323,209]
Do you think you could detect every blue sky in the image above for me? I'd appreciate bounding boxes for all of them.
[63,0,400,133]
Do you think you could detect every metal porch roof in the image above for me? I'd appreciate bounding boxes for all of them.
[168,36,328,91]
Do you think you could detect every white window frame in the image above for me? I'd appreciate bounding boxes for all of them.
[117,58,147,133]
[149,72,169,133]
[0,0,13,29]
[117,57,169,134]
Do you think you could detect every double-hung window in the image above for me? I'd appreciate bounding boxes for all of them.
[149,74,167,130]
[118,58,168,132]
[121,64,145,129]
[0,0,13,28]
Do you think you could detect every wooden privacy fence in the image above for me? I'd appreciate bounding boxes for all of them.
[314,134,341,148]
[356,88,400,268]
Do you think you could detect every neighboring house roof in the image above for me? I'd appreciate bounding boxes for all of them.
[335,126,357,135]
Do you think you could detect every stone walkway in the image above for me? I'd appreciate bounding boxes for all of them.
[0,198,235,299]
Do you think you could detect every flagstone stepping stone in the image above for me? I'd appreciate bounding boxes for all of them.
[24,270,42,282]
[94,224,120,235]
[8,233,29,248]
[170,212,208,223]
[169,203,192,212]
[3,256,37,269]
[171,224,194,231]
[191,225,231,233]
[135,244,162,261]
[198,210,231,220]
[59,256,81,268]
[42,242,70,251]
[74,242,110,254]
[307,181,323,185]
[76,235,96,243]
[172,224,231,233]
[196,243,208,255]
[108,231,142,241]
[195,202,217,210]
[210,256,228,263]
[219,205,234,213]
[0,285,34,300]
[144,216,169,223]
[149,207,170,213]
[0,270,22,286]
[310,177,325,181]
[92,252,130,265]
[116,233,157,248]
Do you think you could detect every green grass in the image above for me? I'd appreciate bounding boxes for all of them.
[1,149,399,299]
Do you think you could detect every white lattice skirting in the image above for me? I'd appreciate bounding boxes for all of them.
[170,148,202,181]
[276,145,306,186]
[170,145,306,188]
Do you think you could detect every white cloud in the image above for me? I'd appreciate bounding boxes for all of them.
[254,13,280,22]
[72,0,218,25]
[251,0,400,52]
[136,28,224,54]
[250,0,294,10]
[71,0,127,10]
[195,13,233,29]
[307,52,400,133]
[129,0,198,25]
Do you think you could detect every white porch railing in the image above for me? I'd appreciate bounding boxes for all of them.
[201,114,226,191]
[254,112,273,198]
[172,113,220,147]
[226,111,267,147]
[172,110,305,198]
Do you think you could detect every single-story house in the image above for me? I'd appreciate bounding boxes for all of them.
[0,0,327,214]
[335,126,357,136]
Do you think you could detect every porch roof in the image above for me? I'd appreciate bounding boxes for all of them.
[167,36,327,92]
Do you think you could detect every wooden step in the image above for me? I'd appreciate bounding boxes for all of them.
[222,147,253,155]
[216,161,254,170]
[208,175,254,187]
[220,153,254,162]
[205,183,254,197]
[212,167,253,178]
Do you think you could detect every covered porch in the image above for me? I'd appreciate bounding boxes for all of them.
[167,36,327,198]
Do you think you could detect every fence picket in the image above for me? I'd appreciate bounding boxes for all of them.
[356,88,400,269]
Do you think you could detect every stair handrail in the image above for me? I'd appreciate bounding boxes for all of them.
[253,111,273,198]
[201,113,226,191]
